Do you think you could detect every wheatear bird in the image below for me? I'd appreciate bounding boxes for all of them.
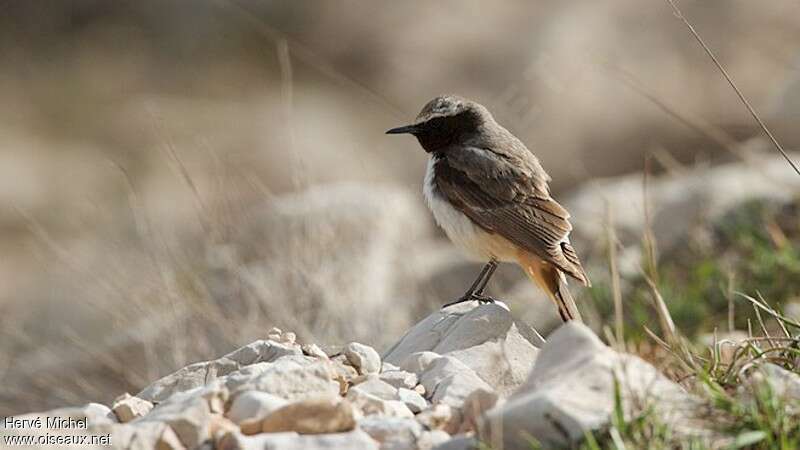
[387,95,590,321]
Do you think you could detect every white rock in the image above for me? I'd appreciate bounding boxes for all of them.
[459,388,499,433]
[347,386,414,418]
[225,340,302,366]
[565,154,800,278]
[244,396,356,435]
[345,342,382,375]
[112,393,153,423]
[137,390,213,449]
[217,429,379,450]
[138,340,301,402]
[329,358,359,394]
[80,403,118,426]
[281,332,297,345]
[302,343,329,359]
[380,370,418,390]
[399,352,441,375]
[197,380,230,414]
[398,388,428,414]
[480,322,702,449]
[744,363,800,403]
[415,404,461,435]
[224,356,339,400]
[432,434,478,450]
[359,416,422,449]
[209,415,239,441]
[94,421,185,450]
[381,362,401,372]
[352,377,399,401]
[385,303,541,397]
[157,424,189,450]
[418,355,494,408]
[226,391,288,425]
[418,430,453,450]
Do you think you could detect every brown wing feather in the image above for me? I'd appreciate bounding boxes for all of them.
[434,150,589,285]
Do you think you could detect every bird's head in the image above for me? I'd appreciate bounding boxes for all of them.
[386,95,491,153]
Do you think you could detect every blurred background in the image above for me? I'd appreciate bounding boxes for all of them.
[2,0,800,416]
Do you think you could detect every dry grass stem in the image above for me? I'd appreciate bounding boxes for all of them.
[663,0,800,177]
[605,201,625,349]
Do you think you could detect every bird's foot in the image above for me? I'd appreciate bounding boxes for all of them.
[471,293,497,304]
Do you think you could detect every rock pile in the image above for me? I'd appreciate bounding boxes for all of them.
[0,304,719,449]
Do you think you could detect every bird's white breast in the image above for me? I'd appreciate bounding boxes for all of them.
[423,157,518,262]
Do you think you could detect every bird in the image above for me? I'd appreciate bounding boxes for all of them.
[386,95,590,321]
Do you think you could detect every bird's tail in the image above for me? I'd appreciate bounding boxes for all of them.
[519,254,583,322]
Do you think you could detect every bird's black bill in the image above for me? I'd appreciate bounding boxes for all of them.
[385,124,419,135]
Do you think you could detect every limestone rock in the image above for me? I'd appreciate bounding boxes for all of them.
[381,362,400,372]
[398,388,427,413]
[345,342,382,375]
[138,340,301,402]
[209,415,240,441]
[243,396,356,435]
[743,363,800,404]
[217,429,379,450]
[224,356,339,400]
[302,343,329,359]
[418,430,453,450]
[415,404,461,434]
[480,322,702,449]
[112,393,153,423]
[359,416,422,449]
[384,303,541,397]
[154,424,186,450]
[198,380,230,414]
[415,354,494,408]
[432,434,478,450]
[281,332,297,345]
[78,403,118,426]
[380,370,418,390]
[330,354,359,378]
[96,421,185,450]
[226,390,288,425]
[226,340,302,367]
[399,352,440,375]
[346,385,414,418]
[137,389,214,449]
[458,388,499,433]
[565,154,800,278]
[351,377,399,400]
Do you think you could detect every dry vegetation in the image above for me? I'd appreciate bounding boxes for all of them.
[573,199,800,449]
[0,6,799,448]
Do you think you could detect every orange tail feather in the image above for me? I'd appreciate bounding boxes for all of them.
[519,254,583,322]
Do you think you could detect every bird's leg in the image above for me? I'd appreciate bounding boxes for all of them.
[473,259,498,298]
[442,259,498,308]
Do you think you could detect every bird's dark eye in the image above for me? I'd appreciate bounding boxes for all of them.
[426,117,446,129]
